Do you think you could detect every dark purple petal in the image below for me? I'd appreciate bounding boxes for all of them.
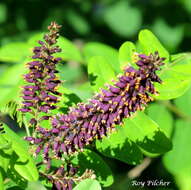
[61,143,67,153]
[25,137,34,141]
[30,118,37,125]
[19,108,31,112]
[22,96,34,100]
[109,86,120,93]
[35,145,42,155]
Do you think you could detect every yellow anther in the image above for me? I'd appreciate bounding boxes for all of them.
[132,52,139,63]
[132,97,136,101]
[125,72,129,76]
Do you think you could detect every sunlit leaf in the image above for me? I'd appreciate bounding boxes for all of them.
[56,36,83,62]
[174,86,191,117]
[155,69,191,100]
[0,63,26,108]
[0,171,4,190]
[138,29,169,63]
[125,112,172,154]
[88,56,115,91]
[154,53,191,100]
[74,179,101,190]
[96,127,143,165]
[2,124,39,181]
[163,120,191,176]
[147,103,173,138]
[0,43,30,63]
[83,42,119,73]
[118,41,137,69]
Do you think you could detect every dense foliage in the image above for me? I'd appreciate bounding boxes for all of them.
[1,1,191,190]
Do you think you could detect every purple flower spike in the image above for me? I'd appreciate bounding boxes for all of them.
[19,22,62,117]
[19,20,65,184]
[42,52,165,156]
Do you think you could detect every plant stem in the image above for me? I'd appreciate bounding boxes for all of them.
[23,116,31,136]
[160,100,191,121]
[127,157,152,179]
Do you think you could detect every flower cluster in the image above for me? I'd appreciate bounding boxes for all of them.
[39,165,95,190]
[19,22,62,124]
[27,52,165,160]
[40,164,78,190]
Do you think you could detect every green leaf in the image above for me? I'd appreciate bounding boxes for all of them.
[146,103,173,138]
[0,170,4,190]
[171,53,187,62]
[103,1,142,37]
[0,42,30,63]
[0,135,12,174]
[83,42,119,73]
[175,173,191,190]
[174,86,191,117]
[138,29,169,63]
[124,112,172,154]
[152,18,184,51]
[77,149,113,187]
[7,163,27,189]
[27,33,43,46]
[170,53,191,76]
[56,36,83,62]
[154,53,191,100]
[1,101,24,128]
[0,142,12,150]
[88,56,115,91]
[96,126,143,165]
[0,62,26,108]
[57,64,82,83]
[3,173,25,190]
[163,120,191,176]
[0,133,9,146]
[155,70,191,100]
[74,179,101,190]
[74,82,93,101]
[6,187,24,190]
[0,148,12,173]
[55,86,82,114]
[118,41,137,69]
[1,124,39,181]
[67,84,92,102]
[26,181,47,190]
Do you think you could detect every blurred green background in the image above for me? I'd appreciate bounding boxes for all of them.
[1,0,191,52]
[1,0,191,190]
